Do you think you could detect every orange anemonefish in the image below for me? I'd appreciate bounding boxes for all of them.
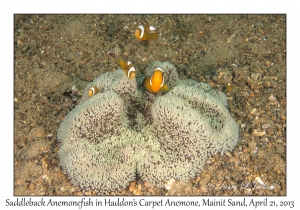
[143,67,169,93]
[88,85,100,97]
[134,24,157,41]
[117,58,136,79]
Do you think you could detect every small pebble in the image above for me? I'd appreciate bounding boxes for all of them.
[133,189,142,195]
[250,147,258,155]
[14,98,18,102]
[47,133,54,138]
[250,108,257,115]
[199,185,208,193]
[28,183,35,190]
[56,172,65,179]
[262,123,271,130]
[148,188,154,194]
[216,172,224,181]
[244,188,253,195]
[51,158,59,166]
[209,82,215,88]
[137,184,142,191]
[248,141,257,147]
[224,150,232,157]
[35,128,46,138]
[255,177,264,185]
[129,181,135,192]
[164,178,175,190]
[252,129,266,136]
[69,187,76,193]
[263,81,271,88]
[75,192,83,196]
[144,182,150,188]
[57,115,66,121]
[268,94,277,102]
[15,179,22,186]
[42,174,49,180]
[84,191,91,196]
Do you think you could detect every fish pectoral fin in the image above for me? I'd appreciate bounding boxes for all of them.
[161,84,170,92]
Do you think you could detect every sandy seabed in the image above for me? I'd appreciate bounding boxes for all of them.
[14,14,286,196]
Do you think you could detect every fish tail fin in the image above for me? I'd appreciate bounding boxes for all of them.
[161,84,170,92]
